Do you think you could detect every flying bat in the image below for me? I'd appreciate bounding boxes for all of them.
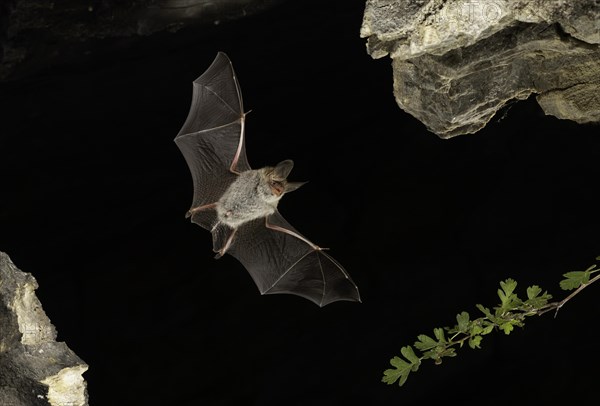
[174,52,360,307]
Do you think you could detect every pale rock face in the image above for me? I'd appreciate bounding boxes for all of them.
[361,0,600,138]
[0,252,89,406]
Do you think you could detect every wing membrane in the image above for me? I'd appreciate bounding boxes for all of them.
[174,52,251,230]
[228,211,361,306]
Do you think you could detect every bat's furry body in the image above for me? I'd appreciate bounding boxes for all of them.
[174,52,360,307]
[216,161,303,229]
[217,169,278,228]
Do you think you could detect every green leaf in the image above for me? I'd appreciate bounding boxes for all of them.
[476,304,493,319]
[422,349,440,362]
[456,311,470,333]
[524,285,552,308]
[382,357,408,385]
[526,285,542,300]
[560,271,590,290]
[414,334,437,351]
[401,346,421,370]
[525,296,550,308]
[497,289,507,304]
[382,347,421,386]
[469,335,482,349]
[496,279,523,316]
[439,347,457,359]
[500,279,517,298]
[433,328,446,343]
[500,321,515,334]
[481,324,495,335]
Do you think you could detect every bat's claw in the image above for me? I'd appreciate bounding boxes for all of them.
[186,203,217,219]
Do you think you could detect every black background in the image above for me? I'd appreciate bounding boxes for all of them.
[2,1,600,405]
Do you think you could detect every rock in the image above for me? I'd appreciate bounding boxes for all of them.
[138,0,286,35]
[361,0,600,138]
[0,0,286,80]
[0,252,89,406]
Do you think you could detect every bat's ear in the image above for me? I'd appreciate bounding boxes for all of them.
[273,160,294,181]
[284,181,307,193]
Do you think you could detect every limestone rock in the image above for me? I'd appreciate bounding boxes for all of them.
[0,252,89,406]
[361,0,600,138]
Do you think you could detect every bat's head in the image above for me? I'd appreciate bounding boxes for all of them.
[261,160,307,199]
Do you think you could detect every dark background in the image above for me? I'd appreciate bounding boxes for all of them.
[2,1,600,405]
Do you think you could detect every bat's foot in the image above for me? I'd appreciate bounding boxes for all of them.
[212,228,236,259]
[186,203,217,218]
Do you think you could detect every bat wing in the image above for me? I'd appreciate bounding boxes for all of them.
[224,211,361,307]
[174,52,251,230]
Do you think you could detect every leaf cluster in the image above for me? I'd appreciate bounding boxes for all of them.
[382,256,600,387]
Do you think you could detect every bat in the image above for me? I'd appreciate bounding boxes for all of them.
[174,52,361,307]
